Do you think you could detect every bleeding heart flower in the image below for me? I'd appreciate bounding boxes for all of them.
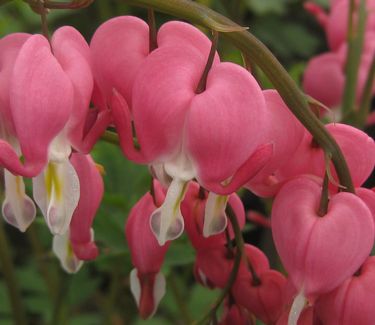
[0,27,107,236]
[315,256,375,324]
[125,180,169,319]
[233,244,286,324]
[272,176,374,310]
[111,31,270,245]
[303,52,345,108]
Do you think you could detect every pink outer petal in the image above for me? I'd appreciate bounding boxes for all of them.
[272,176,374,299]
[125,187,170,274]
[0,33,31,135]
[356,187,375,223]
[1,35,73,176]
[110,89,147,163]
[186,62,266,185]
[277,123,375,190]
[194,246,234,288]
[201,142,273,195]
[90,16,149,108]
[157,21,220,62]
[132,45,206,162]
[325,123,375,187]
[326,0,349,51]
[304,2,329,28]
[246,89,304,197]
[51,26,94,149]
[233,270,287,324]
[315,256,375,325]
[303,52,344,107]
[69,153,103,260]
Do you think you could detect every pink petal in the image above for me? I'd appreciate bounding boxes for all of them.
[303,52,344,107]
[10,35,73,173]
[0,33,31,135]
[90,16,149,107]
[51,26,94,149]
[132,45,204,162]
[69,153,103,260]
[186,62,266,186]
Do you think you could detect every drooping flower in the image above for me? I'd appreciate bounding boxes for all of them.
[0,26,109,235]
[111,22,271,245]
[0,33,37,231]
[125,180,169,319]
[315,256,375,324]
[272,176,374,323]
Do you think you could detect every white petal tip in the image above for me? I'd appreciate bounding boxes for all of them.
[288,291,307,325]
[150,207,184,246]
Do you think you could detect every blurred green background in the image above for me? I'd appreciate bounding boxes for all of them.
[0,0,329,324]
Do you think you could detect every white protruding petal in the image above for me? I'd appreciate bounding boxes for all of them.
[130,268,141,307]
[150,178,187,246]
[53,231,83,274]
[288,290,307,325]
[33,159,80,235]
[48,132,72,163]
[129,268,166,319]
[153,271,166,317]
[2,169,36,232]
[203,192,228,237]
[164,150,196,181]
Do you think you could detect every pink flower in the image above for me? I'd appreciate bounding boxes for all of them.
[272,176,374,323]
[315,256,375,324]
[125,180,169,319]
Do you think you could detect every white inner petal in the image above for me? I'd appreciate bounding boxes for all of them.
[150,177,187,246]
[203,192,228,237]
[48,132,71,163]
[130,268,141,307]
[288,290,307,325]
[33,158,80,235]
[52,231,83,274]
[2,169,36,232]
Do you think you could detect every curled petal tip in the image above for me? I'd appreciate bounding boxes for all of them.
[150,207,184,246]
[203,193,228,237]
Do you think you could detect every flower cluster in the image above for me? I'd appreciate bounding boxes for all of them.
[304,0,375,109]
[0,6,375,324]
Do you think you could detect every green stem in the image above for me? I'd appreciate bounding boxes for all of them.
[356,53,375,128]
[0,220,27,325]
[148,8,158,52]
[27,225,57,300]
[194,208,243,324]
[169,273,192,324]
[318,173,329,217]
[342,0,367,116]
[123,0,355,193]
[196,30,219,94]
[51,272,70,325]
